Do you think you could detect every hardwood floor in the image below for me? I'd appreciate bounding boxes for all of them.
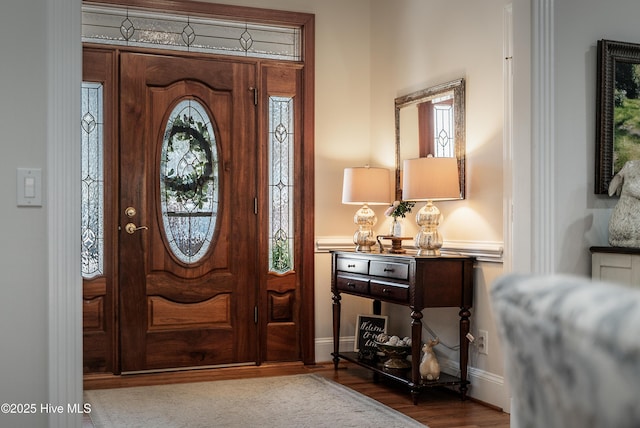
[321,364,510,428]
[84,362,510,427]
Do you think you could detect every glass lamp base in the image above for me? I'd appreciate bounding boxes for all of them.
[354,230,376,252]
[414,200,443,256]
[353,204,378,252]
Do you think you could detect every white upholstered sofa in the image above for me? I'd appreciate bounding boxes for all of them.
[492,274,640,428]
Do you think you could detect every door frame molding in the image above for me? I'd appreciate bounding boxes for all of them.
[49,0,82,426]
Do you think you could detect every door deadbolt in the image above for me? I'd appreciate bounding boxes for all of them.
[125,222,148,234]
[125,207,137,218]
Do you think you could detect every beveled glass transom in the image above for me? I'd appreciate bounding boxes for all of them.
[82,4,301,61]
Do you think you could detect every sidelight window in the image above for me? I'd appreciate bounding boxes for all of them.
[81,82,104,279]
[268,96,294,274]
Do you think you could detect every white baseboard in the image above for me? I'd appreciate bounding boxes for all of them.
[439,357,507,409]
[315,336,355,362]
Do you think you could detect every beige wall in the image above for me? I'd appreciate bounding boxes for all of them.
[219,0,376,234]
[370,0,506,243]
[369,0,509,408]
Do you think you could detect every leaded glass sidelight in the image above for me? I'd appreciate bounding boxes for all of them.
[81,82,104,279]
[433,96,454,158]
[160,99,219,264]
[268,96,294,274]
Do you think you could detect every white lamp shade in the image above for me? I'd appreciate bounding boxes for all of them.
[402,157,460,201]
[342,167,391,205]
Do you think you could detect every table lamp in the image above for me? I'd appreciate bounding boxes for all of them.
[402,156,460,256]
[342,166,391,252]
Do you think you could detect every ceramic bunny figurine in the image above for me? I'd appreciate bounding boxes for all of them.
[608,160,640,247]
[419,338,440,381]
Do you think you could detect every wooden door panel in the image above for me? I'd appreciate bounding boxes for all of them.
[145,329,234,368]
[145,271,234,301]
[119,52,257,372]
[147,294,231,330]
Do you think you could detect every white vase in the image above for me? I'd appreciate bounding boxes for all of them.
[390,218,402,237]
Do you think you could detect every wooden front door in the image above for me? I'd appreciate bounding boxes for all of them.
[118,52,257,372]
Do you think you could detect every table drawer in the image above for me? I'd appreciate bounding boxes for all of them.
[370,280,409,303]
[369,260,409,280]
[336,257,369,275]
[336,274,370,294]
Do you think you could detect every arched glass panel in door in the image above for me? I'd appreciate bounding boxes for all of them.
[160,99,219,264]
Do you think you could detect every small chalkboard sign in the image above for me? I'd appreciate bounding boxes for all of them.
[355,314,388,352]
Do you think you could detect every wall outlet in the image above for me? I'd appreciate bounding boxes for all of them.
[477,329,489,355]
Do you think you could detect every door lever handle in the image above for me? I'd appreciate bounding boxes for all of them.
[125,222,149,234]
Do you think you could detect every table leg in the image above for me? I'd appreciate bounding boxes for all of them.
[332,292,342,370]
[372,299,381,382]
[411,388,420,405]
[372,299,381,315]
[459,306,471,399]
[410,309,423,404]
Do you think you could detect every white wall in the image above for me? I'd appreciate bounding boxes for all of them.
[554,0,640,274]
[0,1,49,427]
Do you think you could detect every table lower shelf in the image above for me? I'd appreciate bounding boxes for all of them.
[334,351,464,392]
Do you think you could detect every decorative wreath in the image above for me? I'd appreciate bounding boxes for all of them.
[162,116,215,201]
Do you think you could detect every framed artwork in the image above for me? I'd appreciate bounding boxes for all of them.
[354,314,388,353]
[596,39,640,193]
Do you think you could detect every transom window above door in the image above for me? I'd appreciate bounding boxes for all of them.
[82,3,301,61]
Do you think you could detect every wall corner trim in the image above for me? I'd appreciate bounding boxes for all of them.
[48,0,83,427]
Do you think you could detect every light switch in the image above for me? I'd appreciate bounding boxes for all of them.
[25,176,36,198]
[17,168,42,207]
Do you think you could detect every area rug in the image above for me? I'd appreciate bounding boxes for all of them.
[84,373,426,427]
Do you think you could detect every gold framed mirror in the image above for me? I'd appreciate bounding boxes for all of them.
[394,78,466,200]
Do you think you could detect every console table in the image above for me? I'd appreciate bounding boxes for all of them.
[591,246,640,287]
[331,250,474,403]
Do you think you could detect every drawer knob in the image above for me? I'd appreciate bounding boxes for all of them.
[347,282,356,288]
[383,268,395,273]
[382,288,391,294]
[347,264,356,268]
